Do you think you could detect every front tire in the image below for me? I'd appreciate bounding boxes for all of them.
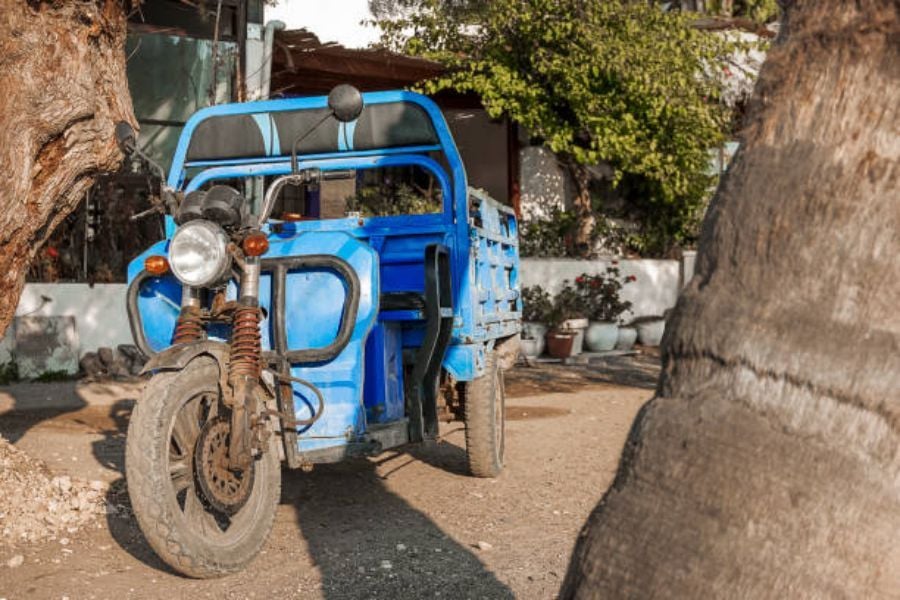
[463,351,505,478]
[125,360,281,578]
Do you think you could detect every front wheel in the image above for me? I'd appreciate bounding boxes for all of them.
[125,360,281,578]
[463,351,505,478]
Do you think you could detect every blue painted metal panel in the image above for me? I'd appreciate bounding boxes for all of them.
[128,241,180,352]
[182,145,442,169]
[271,232,379,455]
[363,323,405,424]
[460,189,522,363]
[444,344,485,382]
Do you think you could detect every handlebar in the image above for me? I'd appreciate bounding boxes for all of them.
[256,169,354,227]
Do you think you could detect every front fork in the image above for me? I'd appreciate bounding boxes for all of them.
[171,256,265,470]
[226,256,263,470]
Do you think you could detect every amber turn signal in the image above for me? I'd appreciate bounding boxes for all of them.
[242,233,269,257]
[281,212,303,222]
[144,255,169,275]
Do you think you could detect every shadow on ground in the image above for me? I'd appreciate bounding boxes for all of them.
[285,454,513,599]
[0,381,137,453]
[104,440,513,597]
[506,352,660,397]
[84,390,511,598]
[0,382,87,443]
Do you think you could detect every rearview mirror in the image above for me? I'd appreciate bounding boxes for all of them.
[328,84,364,123]
[290,85,365,173]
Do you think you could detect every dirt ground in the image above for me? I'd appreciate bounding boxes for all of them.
[0,355,657,600]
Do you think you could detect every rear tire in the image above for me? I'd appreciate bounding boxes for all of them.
[125,361,281,578]
[463,352,505,478]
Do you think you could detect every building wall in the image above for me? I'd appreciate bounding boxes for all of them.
[444,109,509,203]
[518,145,572,220]
[1,284,132,366]
[520,258,681,321]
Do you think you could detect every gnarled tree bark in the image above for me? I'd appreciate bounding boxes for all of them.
[0,1,134,335]
[562,0,899,597]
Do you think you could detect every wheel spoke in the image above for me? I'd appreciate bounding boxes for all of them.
[184,488,222,534]
[172,397,202,456]
[203,393,218,421]
[169,459,192,494]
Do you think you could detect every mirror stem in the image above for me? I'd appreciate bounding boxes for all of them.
[290,111,334,173]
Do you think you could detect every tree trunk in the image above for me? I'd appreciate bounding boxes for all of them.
[562,1,899,597]
[568,162,595,257]
[0,1,134,336]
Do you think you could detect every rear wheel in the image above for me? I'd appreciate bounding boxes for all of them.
[463,352,505,478]
[125,361,281,578]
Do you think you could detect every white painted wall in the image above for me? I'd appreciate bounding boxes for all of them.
[8,284,131,359]
[520,258,680,321]
[0,258,683,364]
[519,146,570,220]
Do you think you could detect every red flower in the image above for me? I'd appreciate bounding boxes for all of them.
[575,276,585,284]
[611,260,619,265]
[45,247,59,259]
[627,275,637,282]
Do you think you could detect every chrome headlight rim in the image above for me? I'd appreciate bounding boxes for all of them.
[168,219,231,287]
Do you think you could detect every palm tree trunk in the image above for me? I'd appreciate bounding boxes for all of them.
[0,1,134,335]
[562,0,900,597]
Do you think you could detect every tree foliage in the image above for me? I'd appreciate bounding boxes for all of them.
[377,0,732,254]
[728,0,780,22]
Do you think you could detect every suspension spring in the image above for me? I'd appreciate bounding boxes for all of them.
[229,305,262,380]
[172,306,205,345]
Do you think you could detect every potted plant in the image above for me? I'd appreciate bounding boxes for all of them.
[544,281,589,358]
[615,321,638,350]
[554,280,590,355]
[633,314,667,347]
[544,309,577,359]
[520,285,553,358]
[576,264,635,352]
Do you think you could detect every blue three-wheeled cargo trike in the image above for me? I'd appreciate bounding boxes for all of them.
[123,85,521,577]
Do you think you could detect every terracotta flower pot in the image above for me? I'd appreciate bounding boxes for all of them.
[545,330,577,359]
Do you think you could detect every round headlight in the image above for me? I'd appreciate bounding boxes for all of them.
[168,220,231,287]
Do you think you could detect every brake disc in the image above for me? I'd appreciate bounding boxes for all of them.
[194,417,255,515]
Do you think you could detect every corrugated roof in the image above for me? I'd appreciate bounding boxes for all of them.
[271,28,444,97]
